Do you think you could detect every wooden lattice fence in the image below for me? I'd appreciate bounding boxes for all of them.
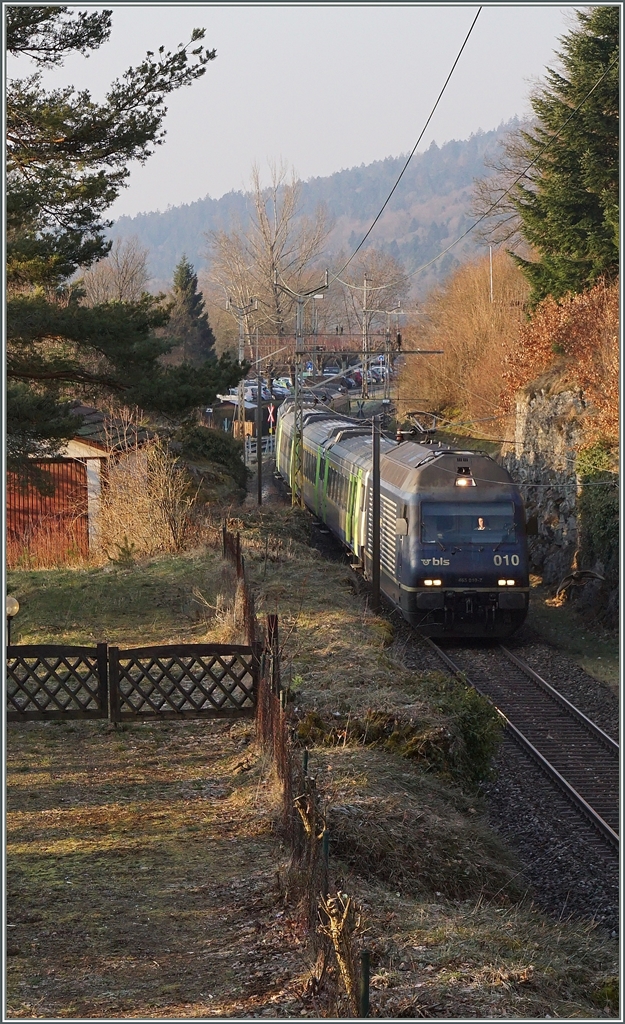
[7,644,108,721]
[109,643,260,721]
[7,643,259,722]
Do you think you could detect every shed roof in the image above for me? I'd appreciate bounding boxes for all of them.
[70,403,153,451]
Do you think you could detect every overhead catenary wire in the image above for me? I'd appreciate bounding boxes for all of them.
[282,401,616,488]
[227,25,617,358]
[333,6,482,281]
[403,54,620,282]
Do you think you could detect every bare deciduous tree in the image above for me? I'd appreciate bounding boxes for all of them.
[397,250,529,428]
[208,162,332,341]
[330,248,410,338]
[80,236,150,305]
[471,119,537,251]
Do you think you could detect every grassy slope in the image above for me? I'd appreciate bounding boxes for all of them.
[6,548,240,648]
[527,577,619,690]
[6,507,618,1018]
[240,507,619,1017]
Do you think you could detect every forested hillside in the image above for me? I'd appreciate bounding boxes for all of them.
[110,121,518,296]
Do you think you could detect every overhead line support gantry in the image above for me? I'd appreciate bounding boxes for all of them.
[274,271,329,506]
[226,297,258,439]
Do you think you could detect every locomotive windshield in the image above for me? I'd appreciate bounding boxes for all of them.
[421,502,516,544]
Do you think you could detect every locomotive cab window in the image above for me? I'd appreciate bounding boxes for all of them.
[421,502,516,544]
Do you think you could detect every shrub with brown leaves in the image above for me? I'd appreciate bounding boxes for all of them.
[397,251,529,430]
[501,280,619,445]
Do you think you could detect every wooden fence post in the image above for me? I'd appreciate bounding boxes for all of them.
[108,646,121,724]
[266,614,280,693]
[359,950,370,1018]
[96,643,108,719]
[252,640,262,707]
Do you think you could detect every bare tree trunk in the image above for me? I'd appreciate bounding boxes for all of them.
[207,162,332,337]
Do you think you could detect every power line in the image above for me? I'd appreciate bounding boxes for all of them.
[404,54,620,282]
[333,6,482,280]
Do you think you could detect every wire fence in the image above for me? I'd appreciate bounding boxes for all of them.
[222,522,368,1016]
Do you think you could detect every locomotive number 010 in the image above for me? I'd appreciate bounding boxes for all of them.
[494,554,520,566]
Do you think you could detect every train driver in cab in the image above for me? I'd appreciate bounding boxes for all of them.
[475,516,489,531]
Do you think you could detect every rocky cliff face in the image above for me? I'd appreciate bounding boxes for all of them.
[499,368,586,586]
[499,368,618,626]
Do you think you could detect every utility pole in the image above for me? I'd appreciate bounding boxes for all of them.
[312,293,324,376]
[361,301,403,405]
[371,416,381,612]
[362,274,369,400]
[489,245,493,304]
[226,297,257,439]
[256,328,262,506]
[384,325,392,405]
[361,294,405,402]
[275,271,329,506]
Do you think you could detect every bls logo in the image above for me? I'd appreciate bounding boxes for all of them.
[421,557,450,566]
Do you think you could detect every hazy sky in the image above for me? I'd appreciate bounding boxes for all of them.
[11,3,582,219]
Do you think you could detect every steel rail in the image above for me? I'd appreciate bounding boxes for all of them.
[426,638,619,852]
[499,645,619,754]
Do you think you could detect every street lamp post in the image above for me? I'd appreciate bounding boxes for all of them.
[6,595,19,647]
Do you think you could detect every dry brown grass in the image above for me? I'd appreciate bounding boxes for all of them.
[351,879,618,1019]
[5,718,318,1019]
[6,502,619,1018]
[6,518,87,571]
[6,548,242,649]
[308,746,520,901]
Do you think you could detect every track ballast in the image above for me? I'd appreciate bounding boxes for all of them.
[427,640,619,853]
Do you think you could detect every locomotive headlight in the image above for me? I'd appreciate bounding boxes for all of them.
[506,579,515,586]
[424,579,442,586]
[455,477,476,487]
[498,579,517,586]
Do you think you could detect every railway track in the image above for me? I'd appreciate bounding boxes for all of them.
[427,639,619,853]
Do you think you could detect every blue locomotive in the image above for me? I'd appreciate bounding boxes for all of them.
[276,400,529,638]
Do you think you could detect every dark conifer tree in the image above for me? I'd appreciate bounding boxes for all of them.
[509,6,619,304]
[6,7,243,468]
[163,255,216,365]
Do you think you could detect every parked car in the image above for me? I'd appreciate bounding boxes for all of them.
[244,385,272,402]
